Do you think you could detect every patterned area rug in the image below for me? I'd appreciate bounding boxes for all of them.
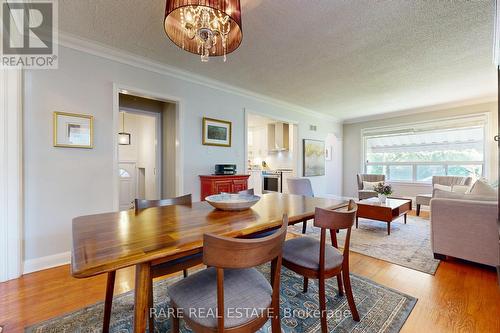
[290,214,440,274]
[26,266,416,333]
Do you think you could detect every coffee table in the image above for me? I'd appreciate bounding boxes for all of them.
[356,198,412,235]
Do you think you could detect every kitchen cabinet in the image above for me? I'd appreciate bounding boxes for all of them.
[281,171,295,194]
[248,170,263,194]
[267,122,289,152]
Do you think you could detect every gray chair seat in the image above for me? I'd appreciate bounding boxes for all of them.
[168,267,272,329]
[358,190,378,200]
[416,193,432,206]
[283,237,343,270]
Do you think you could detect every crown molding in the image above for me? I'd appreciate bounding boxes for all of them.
[57,32,338,122]
[342,95,497,124]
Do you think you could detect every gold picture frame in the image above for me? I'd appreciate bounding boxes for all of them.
[202,117,232,147]
[53,112,94,148]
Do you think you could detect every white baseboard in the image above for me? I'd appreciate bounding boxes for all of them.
[23,251,71,274]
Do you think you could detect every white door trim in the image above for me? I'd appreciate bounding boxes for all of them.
[112,83,184,210]
[0,69,23,282]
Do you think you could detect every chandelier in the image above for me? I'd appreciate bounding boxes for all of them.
[164,0,242,62]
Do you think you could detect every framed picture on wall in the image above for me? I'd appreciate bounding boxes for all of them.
[53,112,94,148]
[303,139,325,177]
[202,117,232,147]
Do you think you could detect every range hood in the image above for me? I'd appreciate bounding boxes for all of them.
[267,122,289,152]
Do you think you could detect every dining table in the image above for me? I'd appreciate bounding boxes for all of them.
[71,192,348,332]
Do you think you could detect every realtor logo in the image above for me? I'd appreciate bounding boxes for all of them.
[1,0,58,68]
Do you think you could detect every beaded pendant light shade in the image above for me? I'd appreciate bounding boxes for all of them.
[164,0,242,62]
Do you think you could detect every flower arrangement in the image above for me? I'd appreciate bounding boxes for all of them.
[374,183,393,196]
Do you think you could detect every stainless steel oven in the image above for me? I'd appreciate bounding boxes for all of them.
[263,171,282,193]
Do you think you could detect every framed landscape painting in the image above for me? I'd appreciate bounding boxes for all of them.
[303,139,325,177]
[202,117,232,147]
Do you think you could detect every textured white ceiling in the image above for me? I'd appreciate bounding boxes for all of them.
[58,0,497,120]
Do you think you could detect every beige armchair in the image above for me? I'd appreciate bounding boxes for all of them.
[416,176,472,215]
[357,174,385,200]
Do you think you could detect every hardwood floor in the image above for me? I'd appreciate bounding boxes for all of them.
[0,211,499,333]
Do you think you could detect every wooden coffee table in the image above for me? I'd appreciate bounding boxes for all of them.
[356,198,412,235]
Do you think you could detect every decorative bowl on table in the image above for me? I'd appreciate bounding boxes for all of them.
[205,193,261,211]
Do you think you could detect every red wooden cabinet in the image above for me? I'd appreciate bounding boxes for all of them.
[200,175,250,201]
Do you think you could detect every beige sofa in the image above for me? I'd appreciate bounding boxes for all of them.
[431,190,499,281]
[357,174,385,200]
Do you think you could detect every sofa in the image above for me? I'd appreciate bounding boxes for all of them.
[430,189,499,282]
[357,174,385,200]
[416,176,472,215]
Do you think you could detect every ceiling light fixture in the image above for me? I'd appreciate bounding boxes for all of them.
[164,0,243,62]
[118,112,131,145]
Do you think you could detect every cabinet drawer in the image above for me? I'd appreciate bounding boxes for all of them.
[214,181,233,194]
[232,180,248,192]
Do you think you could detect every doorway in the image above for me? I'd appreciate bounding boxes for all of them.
[116,91,180,210]
[245,111,299,194]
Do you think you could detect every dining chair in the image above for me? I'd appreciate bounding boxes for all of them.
[282,200,360,333]
[287,178,314,233]
[168,215,289,333]
[102,194,202,333]
[238,188,255,195]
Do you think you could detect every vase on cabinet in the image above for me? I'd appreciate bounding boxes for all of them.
[378,194,387,204]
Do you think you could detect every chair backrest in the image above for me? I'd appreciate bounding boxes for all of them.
[134,194,192,211]
[432,176,473,187]
[287,178,314,197]
[313,200,357,267]
[357,174,385,190]
[238,188,255,195]
[203,215,289,330]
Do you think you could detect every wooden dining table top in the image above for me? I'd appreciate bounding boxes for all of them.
[71,193,348,278]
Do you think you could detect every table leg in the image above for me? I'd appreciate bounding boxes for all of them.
[103,271,116,333]
[134,262,151,333]
[355,216,358,229]
[387,221,391,235]
[404,213,407,224]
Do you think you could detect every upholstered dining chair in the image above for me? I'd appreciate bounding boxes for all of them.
[282,201,360,333]
[102,194,201,333]
[238,188,255,195]
[357,174,385,200]
[168,215,289,333]
[287,178,314,233]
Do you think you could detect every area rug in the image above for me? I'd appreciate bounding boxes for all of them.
[290,214,440,275]
[26,266,416,333]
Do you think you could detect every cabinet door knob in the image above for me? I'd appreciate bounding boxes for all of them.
[495,135,499,142]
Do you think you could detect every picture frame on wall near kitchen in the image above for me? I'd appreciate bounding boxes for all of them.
[53,112,94,149]
[303,139,325,177]
[202,117,232,147]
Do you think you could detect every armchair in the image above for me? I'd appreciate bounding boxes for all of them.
[357,174,385,200]
[416,176,472,215]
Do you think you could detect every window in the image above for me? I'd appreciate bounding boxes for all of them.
[363,115,486,183]
[119,168,131,178]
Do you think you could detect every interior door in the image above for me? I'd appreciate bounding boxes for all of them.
[119,162,137,210]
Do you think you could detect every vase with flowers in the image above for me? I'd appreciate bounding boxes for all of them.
[374,183,393,203]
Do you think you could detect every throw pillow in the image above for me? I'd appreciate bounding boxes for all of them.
[468,179,497,197]
[362,181,382,190]
[451,185,470,194]
[434,184,452,192]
